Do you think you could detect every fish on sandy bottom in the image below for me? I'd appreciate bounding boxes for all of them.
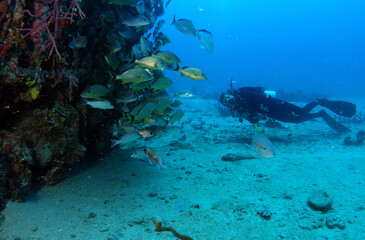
[246,126,276,158]
[174,90,195,98]
[131,147,166,169]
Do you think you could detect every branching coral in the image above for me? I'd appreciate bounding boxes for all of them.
[0,0,9,58]
[20,0,84,59]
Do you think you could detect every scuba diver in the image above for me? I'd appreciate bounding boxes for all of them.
[219,83,356,133]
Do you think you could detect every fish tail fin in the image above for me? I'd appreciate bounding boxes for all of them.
[158,158,167,169]
[174,63,180,71]
[168,63,179,71]
[164,119,169,127]
[172,14,176,24]
[110,140,119,148]
[245,143,259,158]
[245,143,255,151]
[148,158,154,166]
[83,99,91,107]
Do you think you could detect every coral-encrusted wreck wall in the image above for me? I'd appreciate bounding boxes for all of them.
[0,0,167,210]
[0,0,103,211]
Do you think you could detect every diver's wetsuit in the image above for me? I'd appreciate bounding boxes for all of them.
[225,87,356,133]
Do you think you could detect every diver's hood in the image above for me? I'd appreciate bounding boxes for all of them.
[219,92,235,106]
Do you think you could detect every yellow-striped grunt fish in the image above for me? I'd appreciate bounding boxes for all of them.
[246,126,276,158]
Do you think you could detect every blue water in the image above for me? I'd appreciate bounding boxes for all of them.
[162,0,365,97]
[2,1,365,239]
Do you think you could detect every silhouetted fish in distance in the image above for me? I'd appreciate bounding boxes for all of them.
[172,15,196,37]
[69,33,87,49]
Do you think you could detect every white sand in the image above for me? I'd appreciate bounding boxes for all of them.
[1,98,364,240]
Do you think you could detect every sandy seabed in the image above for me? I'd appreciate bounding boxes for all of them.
[1,98,365,240]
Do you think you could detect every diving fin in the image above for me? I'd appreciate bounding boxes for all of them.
[320,110,351,133]
[318,99,356,118]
